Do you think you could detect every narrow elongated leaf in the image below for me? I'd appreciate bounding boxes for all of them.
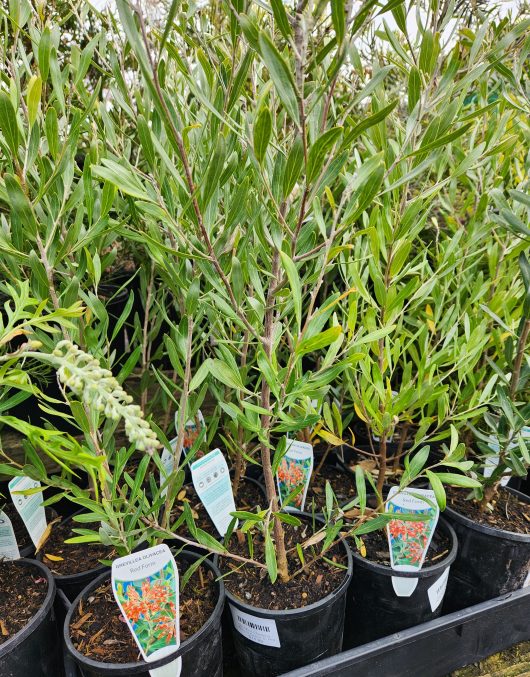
[280,251,302,331]
[0,92,19,155]
[270,0,292,39]
[254,107,272,164]
[258,32,299,124]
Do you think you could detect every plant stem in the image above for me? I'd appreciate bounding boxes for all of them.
[260,249,289,583]
[510,318,530,398]
[162,315,193,529]
[376,433,388,508]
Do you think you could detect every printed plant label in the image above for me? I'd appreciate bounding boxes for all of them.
[230,605,281,648]
[173,410,206,461]
[386,487,440,597]
[160,412,206,497]
[0,510,20,560]
[112,544,181,676]
[8,476,47,548]
[427,566,450,612]
[276,439,313,512]
[190,448,236,537]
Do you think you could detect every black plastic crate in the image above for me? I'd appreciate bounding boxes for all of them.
[280,586,530,677]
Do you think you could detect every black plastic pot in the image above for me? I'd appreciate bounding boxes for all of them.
[37,511,112,603]
[279,585,530,677]
[64,549,224,677]
[444,487,530,612]
[0,558,62,677]
[219,518,353,677]
[344,517,457,649]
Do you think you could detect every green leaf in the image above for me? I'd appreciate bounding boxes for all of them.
[345,100,398,145]
[270,0,292,40]
[408,66,421,112]
[160,0,181,54]
[209,358,249,393]
[283,136,304,197]
[279,251,302,331]
[202,135,226,208]
[434,473,482,488]
[4,174,38,235]
[0,92,19,155]
[38,26,52,81]
[27,75,42,127]
[254,107,272,164]
[258,31,299,124]
[265,529,278,583]
[296,326,342,356]
[355,465,366,513]
[307,126,342,183]
[331,0,345,43]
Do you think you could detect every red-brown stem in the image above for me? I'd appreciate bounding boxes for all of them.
[261,250,289,582]
[510,318,530,398]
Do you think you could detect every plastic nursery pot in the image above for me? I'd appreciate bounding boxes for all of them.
[0,558,62,677]
[218,515,354,677]
[37,511,112,603]
[443,487,530,613]
[343,517,458,649]
[64,549,225,677]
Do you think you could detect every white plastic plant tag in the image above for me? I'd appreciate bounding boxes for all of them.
[230,605,280,648]
[427,567,450,612]
[483,436,511,487]
[112,544,181,677]
[190,448,236,537]
[523,569,530,589]
[276,439,314,512]
[8,476,47,548]
[0,510,20,560]
[386,487,440,598]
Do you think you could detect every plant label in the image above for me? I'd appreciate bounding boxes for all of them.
[427,566,450,612]
[230,605,280,648]
[160,412,206,497]
[8,476,47,548]
[160,436,179,498]
[523,569,530,589]
[276,439,313,512]
[190,448,236,537]
[386,487,440,597]
[0,510,20,560]
[173,410,206,461]
[112,544,181,677]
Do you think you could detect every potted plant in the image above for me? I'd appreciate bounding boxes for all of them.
[444,250,530,609]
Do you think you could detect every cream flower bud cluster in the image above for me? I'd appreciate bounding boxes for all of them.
[52,340,160,453]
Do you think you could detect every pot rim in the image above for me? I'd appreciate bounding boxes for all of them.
[63,548,225,673]
[0,558,56,657]
[349,516,458,578]
[217,511,354,619]
[445,487,530,543]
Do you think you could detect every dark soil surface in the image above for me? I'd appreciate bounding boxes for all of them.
[0,561,48,645]
[306,464,356,511]
[220,521,348,610]
[448,487,530,535]
[356,524,452,566]
[40,518,115,576]
[69,561,217,664]
[3,504,57,552]
[173,477,264,535]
